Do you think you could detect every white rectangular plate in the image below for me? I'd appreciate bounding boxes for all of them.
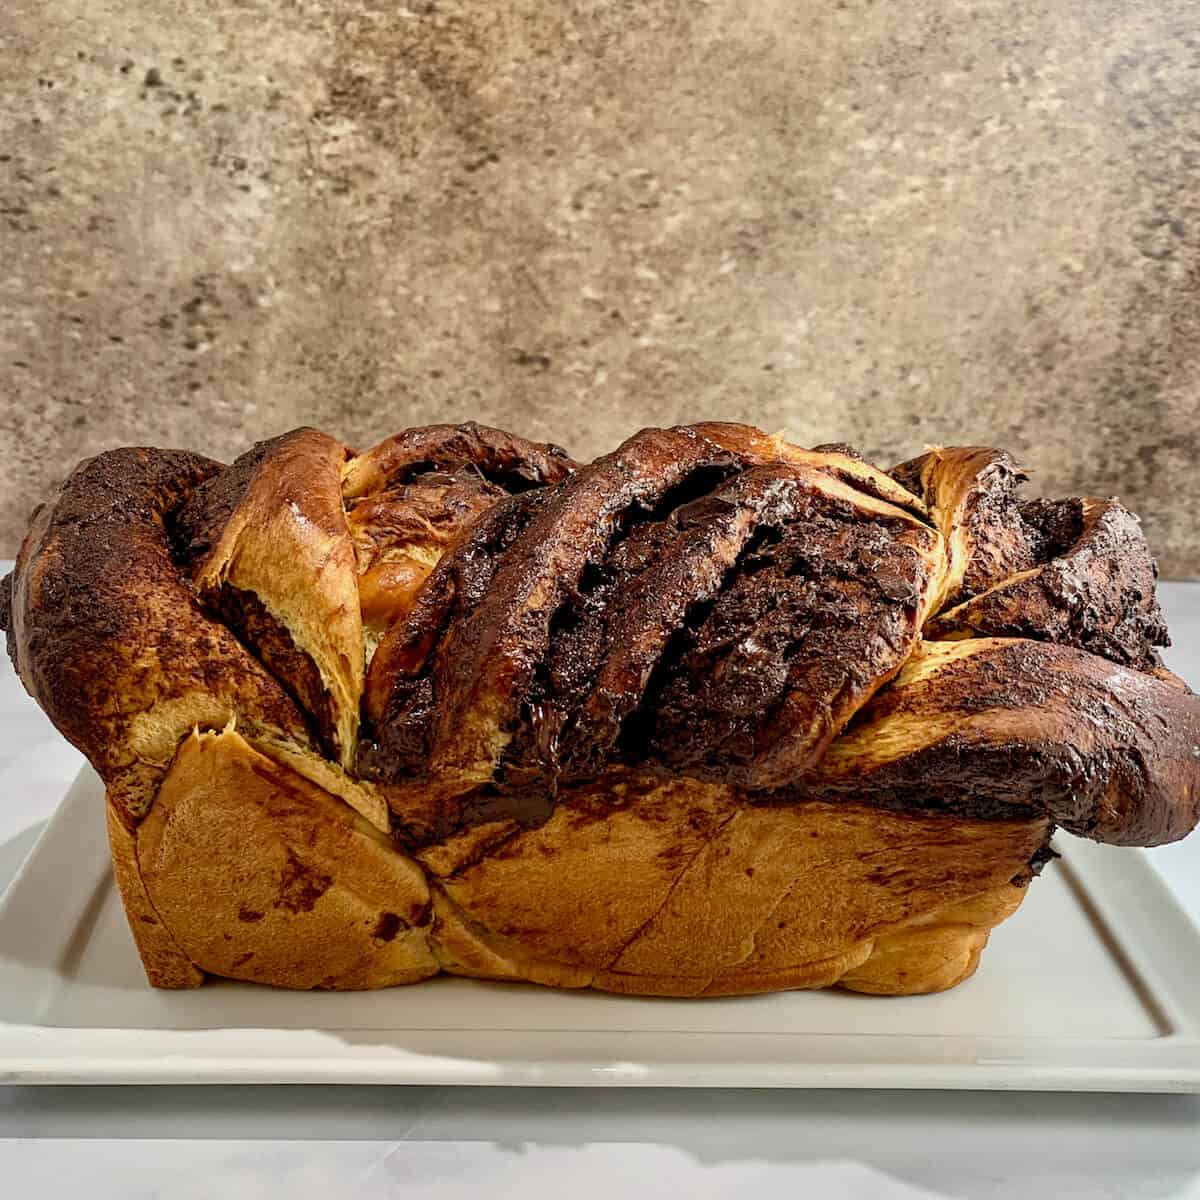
[1,767,1199,1089]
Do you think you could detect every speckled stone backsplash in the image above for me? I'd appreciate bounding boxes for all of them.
[1,2,1198,572]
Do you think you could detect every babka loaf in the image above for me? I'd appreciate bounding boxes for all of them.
[3,422,1197,995]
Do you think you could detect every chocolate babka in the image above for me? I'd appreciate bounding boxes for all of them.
[3,422,1197,995]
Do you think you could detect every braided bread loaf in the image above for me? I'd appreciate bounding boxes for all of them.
[3,422,1197,996]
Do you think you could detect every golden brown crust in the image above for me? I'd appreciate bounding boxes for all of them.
[422,773,1047,996]
[107,799,205,988]
[125,732,1043,996]
[2,421,1197,998]
[176,428,365,766]
[348,471,504,647]
[837,887,1026,995]
[138,728,438,989]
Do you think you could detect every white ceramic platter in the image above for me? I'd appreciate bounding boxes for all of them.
[1,767,1198,1090]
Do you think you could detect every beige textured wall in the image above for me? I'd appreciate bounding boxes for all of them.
[2,1,1198,573]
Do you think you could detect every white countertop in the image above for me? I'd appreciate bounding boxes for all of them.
[1,562,1198,1199]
